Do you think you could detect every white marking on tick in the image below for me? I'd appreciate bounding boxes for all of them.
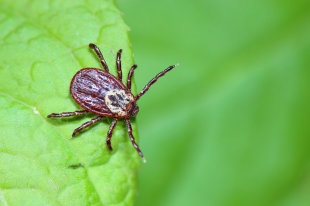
[105,89,134,116]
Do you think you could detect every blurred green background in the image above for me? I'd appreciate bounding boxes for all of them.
[118,0,310,206]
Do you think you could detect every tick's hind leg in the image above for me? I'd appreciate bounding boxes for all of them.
[89,43,109,72]
[47,110,88,118]
[72,116,103,137]
[125,118,144,158]
[106,118,118,151]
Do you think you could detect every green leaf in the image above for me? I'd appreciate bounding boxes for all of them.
[0,0,140,205]
[119,1,310,206]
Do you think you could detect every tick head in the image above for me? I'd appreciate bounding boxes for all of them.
[129,103,139,117]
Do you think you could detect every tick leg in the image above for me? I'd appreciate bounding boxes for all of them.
[127,64,137,90]
[89,43,109,72]
[106,118,118,151]
[72,116,103,137]
[125,118,144,158]
[47,110,88,118]
[135,65,176,101]
[116,49,122,80]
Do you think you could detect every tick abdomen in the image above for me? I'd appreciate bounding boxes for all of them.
[70,68,129,117]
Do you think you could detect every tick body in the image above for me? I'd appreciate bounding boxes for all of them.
[47,43,176,158]
[70,68,137,118]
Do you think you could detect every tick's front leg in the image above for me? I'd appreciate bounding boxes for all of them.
[106,118,118,151]
[125,118,144,158]
[116,49,123,80]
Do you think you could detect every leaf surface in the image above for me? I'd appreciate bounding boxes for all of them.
[0,1,140,205]
[118,0,310,206]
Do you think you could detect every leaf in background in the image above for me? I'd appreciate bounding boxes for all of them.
[0,0,140,205]
[118,0,310,206]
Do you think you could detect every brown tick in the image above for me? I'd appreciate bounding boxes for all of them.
[47,43,176,158]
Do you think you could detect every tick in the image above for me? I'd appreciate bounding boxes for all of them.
[47,43,176,158]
